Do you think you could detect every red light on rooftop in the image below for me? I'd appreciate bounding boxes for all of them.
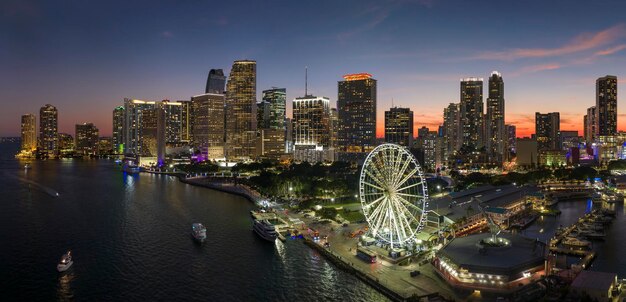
[342,73,373,81]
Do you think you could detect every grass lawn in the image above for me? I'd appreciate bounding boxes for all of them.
[340,210,366,223]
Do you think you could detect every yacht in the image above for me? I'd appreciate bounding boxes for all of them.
[253,219,278,242]
[191,223,207,242]
[562,236,591,248]
[56,251,73,272]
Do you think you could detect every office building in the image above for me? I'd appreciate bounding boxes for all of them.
[123,98,156,156]
[192,93,226,160]
[596,75,618,136]
[584,106,596,143]
[485,71,505,163]
[337,73,377,157]
[39,104,59,158]
[293,95,332,162]
[259,88,286,130]
[20,114,37,153]
[112,106,124,154]
[58,133,74,155]
[75,123,99,156]
[535,112,560,151]
[517,138,538,167]
[179,100,193,143]
[460,78,484,149]
[205,69,226,94]
[443,103,461,159]
[506,124,516,155]
[225,60,257,160]
[384,107,413,147]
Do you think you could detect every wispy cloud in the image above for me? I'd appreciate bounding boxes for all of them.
[473,24,626,61]
[594,44,626,56]
[509,63,561,77]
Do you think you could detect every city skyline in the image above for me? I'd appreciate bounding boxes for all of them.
[2,1,626,138]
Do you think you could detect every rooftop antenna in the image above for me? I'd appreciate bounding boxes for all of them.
[305,66,308,96]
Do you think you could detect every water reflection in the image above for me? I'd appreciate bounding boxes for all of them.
[57,273,75,301]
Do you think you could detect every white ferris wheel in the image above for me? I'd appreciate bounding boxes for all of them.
[359,143,429,248]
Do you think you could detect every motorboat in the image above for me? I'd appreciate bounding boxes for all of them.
[191,223,207,242]
[253,219,278,242]
[562,236,591,248]
[57,251,73,272]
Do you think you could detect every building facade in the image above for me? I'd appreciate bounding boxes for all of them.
[225,60,257,160]
[584,106,596,143]
[191,93,226,160]
[443,103,461,162]
[384,107,414,147]
[595,75,618,137]
[485,71,505,164]
[293,95,332,162]
[535,112,560,151]
[205,69,226,94]
[112,106,124,154]
[20,114,37,153]
[75,123,99,156]
[123,98,156,156]
[337,73,377,159]
[460,78,484,150]
[39,104,59,158]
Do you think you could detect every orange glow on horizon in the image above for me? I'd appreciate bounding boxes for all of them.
[342,73,373,81]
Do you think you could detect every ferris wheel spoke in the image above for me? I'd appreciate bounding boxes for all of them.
[389,198,407,243]
[367,197,387,225]
[391,197,412,240]
[365,170,387,189]
[396,194,424,213]
[363,195,385,210]
[396,181,423,193]
[363,180,385,191]
[393,167,419,190]
[394,156,412,188]
[372,203,389,237]
[390,148,405,187]
[371,155,390,187]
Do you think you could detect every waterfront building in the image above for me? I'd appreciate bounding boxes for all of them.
[179,100,192,143]
[539,150,567,167]
[584,106,596,143]
[595,75,618,137]
[122,98,156,157]
[384,107,413,147]
[570,271,618,302]
[112,106,124,154]
[337,73,377,162]
[535,112,560,151]
[20,114,37,153]
[39,104,59,158]
[98,137,113,155]
[506,124,516,155]
[460,78,484,150]
[205,69,226,94]
[75,123,99,156]
[225,60,257,160]
[443,103,461,161]
[516,138,538,168]
[485,71,505,164]
[58,133,74,155]
[191,93,225,160]
[559,130,579,151]
[292,95,332,162]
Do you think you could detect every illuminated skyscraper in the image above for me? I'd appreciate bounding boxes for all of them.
[443,103,461,160]
[506,124,516,154]
[460,78,484,150]
[535,112,560,151]
[160,100,183,143]
[192,93,225,160]
[205,69,226,94]
[112,106,124,153]
[123,98,156,156]
[259,88,286,130]
[225,60,257,160]
[485,71,505,164]
[20,114,37,152]
[179,100,192,143]
[337,73,377,157]
[584,106,596,143]
[75,123,99,156]
[39,104,59,158]
[595,75,617,136]
[384,107,413,147]
[292,95,333,162]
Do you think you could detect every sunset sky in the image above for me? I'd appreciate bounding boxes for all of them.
[1,0,626,138]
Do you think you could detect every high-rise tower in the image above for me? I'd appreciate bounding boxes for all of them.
[595,75,618,136]
[112,106,124,153]
[535,112,560,151]
[460,78,484,150]
[39,104,59,158]
[337,73,377,158]
[205,69,226,94]
[225,60,257,160]
[486,71,505,163]
[384,107,413,147]
[21,114,37,153]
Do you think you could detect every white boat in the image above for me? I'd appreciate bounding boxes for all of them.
[192,223,207,242]
[56,251,73,272]
[253,219,278,242]
[562,236,591,248]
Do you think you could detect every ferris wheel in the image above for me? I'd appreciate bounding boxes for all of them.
[359,143,429,248]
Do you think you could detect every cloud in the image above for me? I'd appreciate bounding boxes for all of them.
[161,31,174,38]
[594,44,626,56]
[473,24,626,61]
[510,63,561,77]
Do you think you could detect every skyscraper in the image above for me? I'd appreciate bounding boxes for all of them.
[205,69,226,94]
[20,114,37,153]
[192,93,225,160]
[112,106,124,153]
[123,98,156,156]
[39,104,59,158]
[259,88,287,130]
[535,112,560,151]
[443,103,461,160]
[460,78,484,150]
[384,107,413,147]
[584,106,596,143]
[225,60,257,160]
[595,75,618,136]
[75,123,99,156]
[506,124,516,154]
[292,95,332,162]
[337,73,377,156]
[485,71,505,164]
[160,100,183,143]
[180,100,192,143]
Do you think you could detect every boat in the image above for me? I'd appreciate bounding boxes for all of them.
[56,251,73,272]
[577,229,606,240]
[562,236,591,248]
[122,163,141,174]
[24,164,31,170]
[191,223,207,242]
[253,219,278,242]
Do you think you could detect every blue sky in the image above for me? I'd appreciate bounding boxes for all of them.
[1,0,626,137]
